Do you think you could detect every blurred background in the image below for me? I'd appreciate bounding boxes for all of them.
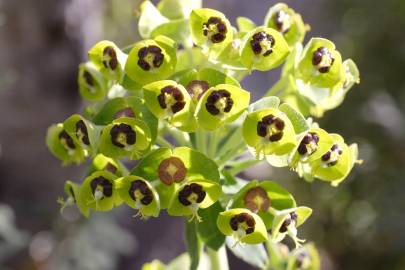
[0,0,404,269]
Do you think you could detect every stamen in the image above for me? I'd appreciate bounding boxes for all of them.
[273,10,291,34]
[321,144,343,167]
[297,132,319,157]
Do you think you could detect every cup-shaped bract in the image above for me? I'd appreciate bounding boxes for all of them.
[46,124,87,165]
[270,206,312,248]
[87,154,127,177]
[143,80,197,132]
[217,208,268,244]
[240,27,290,71]
[78,62,107,102]
[290,128,334,167]
[286,243,321,270]
[116,175,160,218]
[79,171,122,215]
[57,180,85,214]
[311,134,352,183]
[189,8,233,54]
[264,3,308,47]
[91,96,158,142]
[167,179,221,221]
[125,35,177,85]
[296,38,344,88]
[131,147,220,209]
[230,180,296,229]
[196,84,250,130]
[63,114,101,156]
[88,40,127,83]
[99,117,152,160]
[243,108,297,156]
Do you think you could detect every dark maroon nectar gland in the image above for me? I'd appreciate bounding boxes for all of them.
[244,187,271,213]
[137,45,164,71]
[279,212,298,233]
[186,80,209,101]
[178,183,206,206]
[109,123,136,150]
[102,46,118,71]
[158,157,187,185]
[321,144,343,167]
[273,10,291,34]
[230,213,256,236]
[90,176,113,202]
[113,107,136,119]
[202,16,228,43]
[312,47,335,73]
[205,89,234,116]
[256,114,285,142]
[75,120,90,146]
[58,130,76,152]
[250,32,275,57]
[129,180,154,208]
[104,162,118,174]
[297,132,319,157]
[157,85,186,114]
[83,71,95,88]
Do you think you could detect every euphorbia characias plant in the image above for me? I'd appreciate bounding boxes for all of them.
[48,1,362,269]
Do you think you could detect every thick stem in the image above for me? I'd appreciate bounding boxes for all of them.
[196,128,207,154]
[156,136,174,148]
[208,129,219,158]
[207,246,229,270]
[265,76,287,97]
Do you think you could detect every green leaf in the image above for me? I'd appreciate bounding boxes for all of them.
[197,202,226,250]
[236,17,256,33]
[225,237,268,268]
[138,1,169,39]
[151,19,190,44]
[185,220,202,270]
[157,0,202,20]
[279,103,309,134]
[248,96,280,112]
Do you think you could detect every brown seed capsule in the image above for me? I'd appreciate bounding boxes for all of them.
[59,130,76,150]
[137,45,164,71]
[178,183,206,206]
[244,187,271,213]
[202,16,228,43]
[114,107,136,119]
[129,180,154,206]
[229,213,256,234]
[157,85,186,114]
[312,47,335,73]
[75,120,90,145]
[158,156,187,185]
[110,123,136,148]
[186,80,210,100]
[205,89,234,116]
[90,176,113,198]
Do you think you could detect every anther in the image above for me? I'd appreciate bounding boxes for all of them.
[158,157,187,185]
[157,85,186,114]
[110,123,136,148]
[312,47,335,73]
[137,45,164,71]
[203,16,228,43]
[205,89,233,116]
[250,31,275,57]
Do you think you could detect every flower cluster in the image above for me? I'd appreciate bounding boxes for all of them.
[48,1,361,269]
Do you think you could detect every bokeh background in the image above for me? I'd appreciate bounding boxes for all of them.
[0,0,404,269]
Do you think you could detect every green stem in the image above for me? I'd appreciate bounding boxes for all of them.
[265,76,287,97]
[168,127,192,147]
[207,246,229,270]
[196,128,207,154]
[156,136,174,148]
[208,129,219,158]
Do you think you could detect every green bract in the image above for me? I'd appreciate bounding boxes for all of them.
[196,84,250,130]
[143,80,197,132]
[240,27,290,71]
[286,243,320,270]
[116,175,160,218]
[264,3,308,47]
[79,171,122,216]
[88,40,127,82]
[46,124,87,165]
[217,208,268,244]
[125,35,177,85]
[87,154,127,177]
[189,8,233,55]
[57,180,81,213]
[131,147,220,210]
[99,117,152,160]
[243,108,296,156]
[295,38,344,88]
[63,114,101,156]
[78,62,107,102]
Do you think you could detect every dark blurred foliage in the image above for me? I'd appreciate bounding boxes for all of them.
[0,0,404,270]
